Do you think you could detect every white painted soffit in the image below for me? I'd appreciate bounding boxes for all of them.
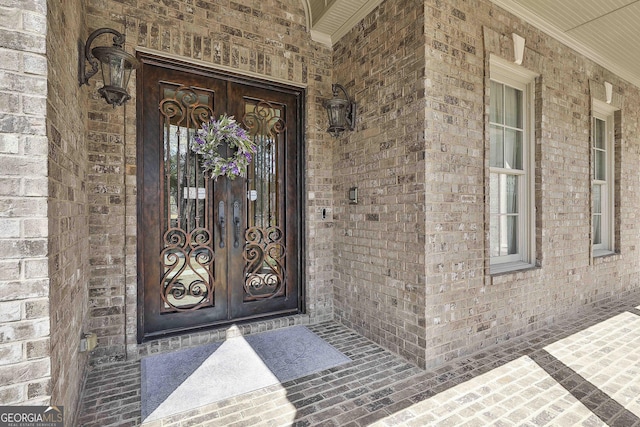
[490,0,640,88]
[306,0,640,88]
[306,0,384,46]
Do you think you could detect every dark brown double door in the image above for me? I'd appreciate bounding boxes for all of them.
[137,55,303,342]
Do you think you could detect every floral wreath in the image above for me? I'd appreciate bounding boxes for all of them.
[191,114,257,180]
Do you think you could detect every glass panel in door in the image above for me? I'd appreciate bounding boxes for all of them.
[243,100,286,300]
[159,86,215,312]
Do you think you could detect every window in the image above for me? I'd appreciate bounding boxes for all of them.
[489,57,537,273]
[592,100,616,256]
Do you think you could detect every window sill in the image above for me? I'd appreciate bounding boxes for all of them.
[490,261,537,276]
[592,249,621,265]
[593,249,615,258]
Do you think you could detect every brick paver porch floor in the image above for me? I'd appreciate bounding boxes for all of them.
[78,294,640,426]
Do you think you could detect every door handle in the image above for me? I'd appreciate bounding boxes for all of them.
[233,201,240,248]
[218,200,225,248]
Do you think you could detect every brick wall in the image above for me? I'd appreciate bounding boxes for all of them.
[423,0,486,368]
[332,0,428,368]
[332,0,640,370]
[0,0,50,407]
[0,0,91,421]
[423,0,640,367]
[46,0,91,423]
[83,0,335,364]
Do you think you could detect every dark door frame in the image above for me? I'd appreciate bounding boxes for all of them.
[135,52,306,343]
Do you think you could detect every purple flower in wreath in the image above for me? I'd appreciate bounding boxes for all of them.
[190,114,257,180]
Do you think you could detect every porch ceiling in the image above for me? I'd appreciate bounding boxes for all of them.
[309,0,640,88]
[490,0,640,88]
[305,0,383,46]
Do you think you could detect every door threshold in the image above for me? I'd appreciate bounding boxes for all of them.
[132,312,322,361]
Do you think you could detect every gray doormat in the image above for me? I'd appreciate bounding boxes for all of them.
[140,325,352,422]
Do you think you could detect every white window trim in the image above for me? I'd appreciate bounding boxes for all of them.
[592,99,616,256]
[489,55,538,274]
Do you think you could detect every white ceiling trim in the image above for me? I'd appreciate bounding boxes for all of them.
[320,0,382,45]
[489,0,640,88]
[304,0,640,88]
[307,0,383,46]
[310,29,333,46]
[301,0,312,33]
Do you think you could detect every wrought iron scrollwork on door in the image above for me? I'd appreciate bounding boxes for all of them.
[243,226,285,300]
[242,101,287,300]
[159,86,215,312]
[160,228,214,311]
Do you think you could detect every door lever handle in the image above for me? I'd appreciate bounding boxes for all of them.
[218,200,225,248]
[233,201,240,248]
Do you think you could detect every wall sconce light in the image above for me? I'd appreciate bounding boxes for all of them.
[78,28,140,107]
[324,83,356,137]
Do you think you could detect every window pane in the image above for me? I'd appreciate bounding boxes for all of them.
[593,184,601,214]
[490,81,503,124]
[506,175,518,213]
[593,118,605,149]
[504,86,522,128]
[595,150,606,181]
[593,214,602,245]
[490,125,504,168]
[507,215,518,255]
[491,174,519,257]
[504,129,522,170]
[490,214,500,258]
[498,215,518,256]
[490,173,499,214]
[499,215,508,256]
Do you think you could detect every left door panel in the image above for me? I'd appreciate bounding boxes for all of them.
[137,59,229,341]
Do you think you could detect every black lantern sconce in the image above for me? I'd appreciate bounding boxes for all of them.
[78,28,140,107]
[324,83,356,137]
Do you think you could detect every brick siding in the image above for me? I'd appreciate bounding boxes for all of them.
[332,0,429,367]
[331,0,640,369]
[47,0,92,424]
[422,0,640,367]
[0,0,51,409]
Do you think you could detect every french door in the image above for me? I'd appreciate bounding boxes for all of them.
[137,54,303,341]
